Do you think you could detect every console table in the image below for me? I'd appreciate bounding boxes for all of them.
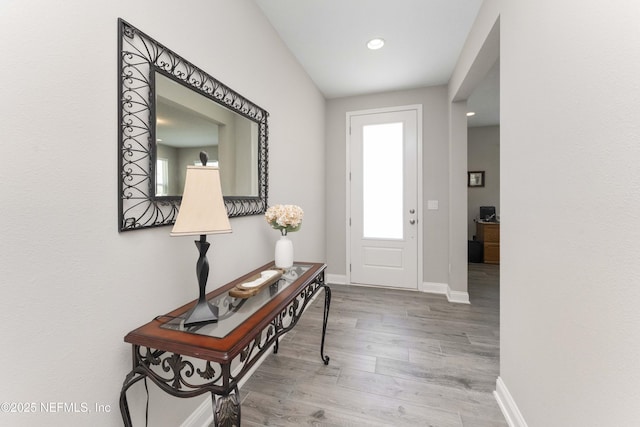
[119,262,330,427]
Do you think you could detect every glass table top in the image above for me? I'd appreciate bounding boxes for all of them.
[161,263,312,338]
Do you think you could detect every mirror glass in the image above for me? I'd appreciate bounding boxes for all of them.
[155,73,259,198]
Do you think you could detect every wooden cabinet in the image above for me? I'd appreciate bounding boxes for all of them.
[476,221,500,264]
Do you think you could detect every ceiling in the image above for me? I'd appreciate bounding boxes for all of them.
[254,0,499,127]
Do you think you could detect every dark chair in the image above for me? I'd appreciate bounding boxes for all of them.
[479,206,496,222]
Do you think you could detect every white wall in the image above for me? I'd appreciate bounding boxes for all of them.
[0,1,325,426]
[448,100,470,294]
[455,1,640,425]
[467,125,500,239]
[500,1,640,425]
[325,87,450,286]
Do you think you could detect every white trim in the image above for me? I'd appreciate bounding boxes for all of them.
[345,104,423,290]
[419,281,470,304]
[180,397,211,427]
[329,280,470,305]
[447,289,470,304]
[326,273,347,285]
[419,281,449,295]
[494,377,529,427]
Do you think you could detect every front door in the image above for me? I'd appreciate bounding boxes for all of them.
[348,107,420,289]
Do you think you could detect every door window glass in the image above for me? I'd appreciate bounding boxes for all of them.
[362,122,403,239]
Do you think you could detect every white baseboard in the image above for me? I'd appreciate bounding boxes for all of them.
[328,276,470,304]
[419,281,448,294]
[180,397,211,427]
[326,273,346,285]
[447,288,470,304]
[420,281,470,304]
[494,376,528,427]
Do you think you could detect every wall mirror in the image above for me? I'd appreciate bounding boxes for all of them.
[118,18,268,231]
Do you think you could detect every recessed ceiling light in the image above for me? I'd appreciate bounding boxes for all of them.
[367,38,385,50]
[466,112,476,117]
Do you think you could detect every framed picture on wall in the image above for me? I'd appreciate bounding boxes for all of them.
[468,171,485,187]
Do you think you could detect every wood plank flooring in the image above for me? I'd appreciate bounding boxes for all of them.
[235,263,505,426]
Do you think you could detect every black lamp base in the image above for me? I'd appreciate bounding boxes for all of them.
[184,298,219,327]
[183,235,219,327]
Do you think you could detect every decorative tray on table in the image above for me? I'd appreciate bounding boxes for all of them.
[228,268,284,299]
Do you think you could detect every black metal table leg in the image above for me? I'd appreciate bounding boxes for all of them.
[320,285,331,365]
[120,370,145,427]
[213,386,240,427]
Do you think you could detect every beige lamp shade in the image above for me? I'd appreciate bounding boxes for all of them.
[170,166,232,236]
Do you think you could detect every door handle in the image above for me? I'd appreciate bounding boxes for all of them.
[409,219,416,225]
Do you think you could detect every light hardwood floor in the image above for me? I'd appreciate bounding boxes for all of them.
[236,263,505,426]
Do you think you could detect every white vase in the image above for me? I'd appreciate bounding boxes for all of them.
[275,235,294,269]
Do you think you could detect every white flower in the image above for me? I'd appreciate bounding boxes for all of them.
[265,204,304,235]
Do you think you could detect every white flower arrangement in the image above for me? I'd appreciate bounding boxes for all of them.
[265,204,304,236]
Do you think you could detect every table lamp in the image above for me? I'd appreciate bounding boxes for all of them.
[171,152,231,326]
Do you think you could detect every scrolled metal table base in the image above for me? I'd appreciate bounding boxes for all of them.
[120,277,330,426]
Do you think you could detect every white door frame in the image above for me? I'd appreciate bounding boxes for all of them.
[345,104,423,288]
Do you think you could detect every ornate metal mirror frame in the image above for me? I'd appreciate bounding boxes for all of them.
[118,18,268,231]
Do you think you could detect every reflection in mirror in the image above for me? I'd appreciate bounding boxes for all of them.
[118,18,268,231]
[155,73,259,198]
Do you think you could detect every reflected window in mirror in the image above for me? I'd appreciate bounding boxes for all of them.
[156,157,169,196]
